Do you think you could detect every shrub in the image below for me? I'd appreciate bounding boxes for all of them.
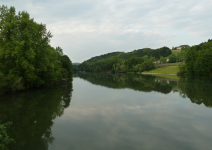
[0,122,14,150]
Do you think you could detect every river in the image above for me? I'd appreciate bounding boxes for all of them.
[1,73,212,150]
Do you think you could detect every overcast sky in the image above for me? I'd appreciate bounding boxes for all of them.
[2,0,212,62]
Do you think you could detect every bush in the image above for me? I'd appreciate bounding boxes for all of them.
[178,64,187,75]
[0,73,24,93]
[0,122,14,150]
[168,54,177,63]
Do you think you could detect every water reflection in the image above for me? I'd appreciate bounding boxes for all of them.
[74,73,212,107]
[1,74,212,150]
[0,81,73,150]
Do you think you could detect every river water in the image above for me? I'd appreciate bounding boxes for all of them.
[1,73,212,150]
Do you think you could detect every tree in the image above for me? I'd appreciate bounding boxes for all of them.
[168,54,177,63]
[0,122,14,150]
[160,56,167,64]
[183,39,212,75]
[0,5,72,90]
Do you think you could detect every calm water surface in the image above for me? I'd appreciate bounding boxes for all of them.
[1,73,212,150]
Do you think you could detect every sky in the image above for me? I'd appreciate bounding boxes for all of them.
[2,0,212,62]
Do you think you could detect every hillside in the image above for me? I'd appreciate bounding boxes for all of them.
[76,46,172,73]
[84,47,171,64]
[72,63,81,65]
[84,52,124,63]
[142,66,179,74]
[171,50,181,56]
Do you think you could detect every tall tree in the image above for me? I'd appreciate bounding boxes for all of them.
[0,5,72,90]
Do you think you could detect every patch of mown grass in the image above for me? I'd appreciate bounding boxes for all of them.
[143,66,179,74]
[171,50,181,56]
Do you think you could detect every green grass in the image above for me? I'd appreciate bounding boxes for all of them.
[143,66,179,74]
[171,50,181,56]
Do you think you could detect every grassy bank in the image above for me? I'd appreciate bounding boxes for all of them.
[171,50,181,56]
[142,66,179,74]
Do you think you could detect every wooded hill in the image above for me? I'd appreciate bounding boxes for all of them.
[76,46,171,73]
[84,47,171,64]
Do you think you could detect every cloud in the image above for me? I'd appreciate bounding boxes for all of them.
[1,0,212,62]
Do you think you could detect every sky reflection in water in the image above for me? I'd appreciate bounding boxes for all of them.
[50,74,212,150]
[1,73,212,150]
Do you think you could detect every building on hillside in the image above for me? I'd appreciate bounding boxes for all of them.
[176,47,182,50]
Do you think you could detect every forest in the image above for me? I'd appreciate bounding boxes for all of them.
[178,39,212,76]
[76,38,212,76]
[0,5,73,94]
[76,47,172,73]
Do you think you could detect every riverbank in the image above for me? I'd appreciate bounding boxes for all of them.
[141,72,177,75]
[142,66,179,75]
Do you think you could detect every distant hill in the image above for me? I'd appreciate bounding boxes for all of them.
[171,50,181,56]
[72,63,81,65]
[84,52,124,63]
[172,45,190,50]
[76,46,172,73]
[84,47,171,64]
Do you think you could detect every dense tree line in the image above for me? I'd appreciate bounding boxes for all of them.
[117,47,171,60]
[77,47,171,73]
[0,5,72,93]
[83,47,171,65]
[178,39,212,75]
[84,52,124,64]
[77,55,156,73]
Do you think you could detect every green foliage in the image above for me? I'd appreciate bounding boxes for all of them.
[0,122,14,150]
[0,73,24,93]
[60,55,73,78]
[151,47,172,59]
[78,55,155,73]
[125,56,144,70]
[72,65,79,72]
[178,47,189,62]
[79,46,171,72]
[168,54,177,63]
[0,5,73,92]
[185,40,212,75]
[84,52,124,64]
[78,48,164,73]
[160,56,167,64]
[178,64,187,75]
[194,47,212,75]
[141,57,156,71]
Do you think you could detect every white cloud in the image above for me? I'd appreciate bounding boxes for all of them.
[1,0,212,62]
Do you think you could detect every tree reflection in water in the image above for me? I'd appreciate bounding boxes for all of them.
[0,81,73,150]
[75,72,212,107]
